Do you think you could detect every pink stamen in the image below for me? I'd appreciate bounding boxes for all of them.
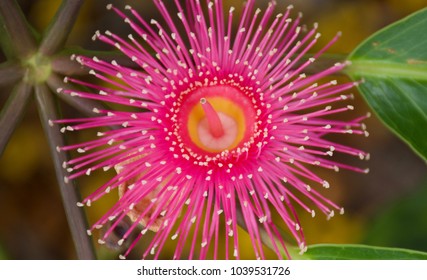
[57,1,370,260]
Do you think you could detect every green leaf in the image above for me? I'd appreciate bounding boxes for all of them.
[301,244,427,260]
[364,180,427,252]
[347,8,427,161]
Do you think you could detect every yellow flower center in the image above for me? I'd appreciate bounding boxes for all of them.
[178,84,256,155]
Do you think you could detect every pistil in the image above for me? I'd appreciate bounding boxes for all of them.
[200,97,224,138]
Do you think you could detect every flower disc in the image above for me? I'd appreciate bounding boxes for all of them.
[177,84,257,155]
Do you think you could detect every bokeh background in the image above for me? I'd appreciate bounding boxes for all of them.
[0,0,426,259]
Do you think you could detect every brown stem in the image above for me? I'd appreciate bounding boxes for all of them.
[51,55,89,76]
[0,0,37,58]
[34,83,96,260]
[47,72,107,117]
[52,49,137,76]
[0,80,32,156]
[39,0,84,56]
[0,62,24,87]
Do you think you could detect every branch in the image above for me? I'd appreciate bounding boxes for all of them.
[51,55,88,76]
[47,72,108,117]
[52,48,137,76]
[0,62,24,87]
[0,80,32,156]
[34,83,96,260]
[39,0,84,56]
[0,0,37,58]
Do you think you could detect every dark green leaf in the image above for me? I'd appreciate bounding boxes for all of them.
[364,180,427,252]
[347,8,427,161]
[302,244,427,260]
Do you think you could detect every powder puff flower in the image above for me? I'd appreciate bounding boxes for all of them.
[57,0,369,259]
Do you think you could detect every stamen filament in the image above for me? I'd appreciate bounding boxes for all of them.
[200,98,224,138]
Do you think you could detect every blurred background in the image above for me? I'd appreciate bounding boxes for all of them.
[0,0,426,259]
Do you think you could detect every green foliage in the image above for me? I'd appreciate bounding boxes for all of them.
[347,8,427,162]
[303,8,427,260]
[364,180,427,252]
[302,244,427,260]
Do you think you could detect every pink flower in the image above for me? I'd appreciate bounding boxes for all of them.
[57,0,368,259]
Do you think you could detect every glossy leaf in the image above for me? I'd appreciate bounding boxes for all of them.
[347,8,427,161]
[302,244,427,260]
